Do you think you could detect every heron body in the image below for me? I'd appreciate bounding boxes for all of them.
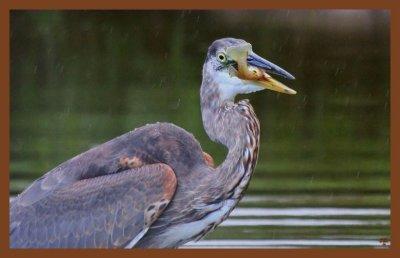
[10,38,295,248]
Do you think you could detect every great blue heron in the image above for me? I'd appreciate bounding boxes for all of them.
[10,38,296,248]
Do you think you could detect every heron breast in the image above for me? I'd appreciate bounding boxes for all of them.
[156,199,236,247]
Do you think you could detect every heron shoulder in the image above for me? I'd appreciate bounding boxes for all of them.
[126,122,208,175]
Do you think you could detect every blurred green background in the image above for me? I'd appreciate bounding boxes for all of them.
[10,10,390,247]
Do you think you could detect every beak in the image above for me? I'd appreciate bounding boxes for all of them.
[227,43,296,95]
[247,53,295,80]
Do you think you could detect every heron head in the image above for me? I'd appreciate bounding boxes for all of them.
[204,38,296,101]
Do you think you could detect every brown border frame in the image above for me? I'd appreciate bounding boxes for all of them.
[1,1,398,257]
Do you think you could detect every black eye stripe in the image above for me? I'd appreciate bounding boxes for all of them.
[216,65,224,71]
[231,61,238,70]
[216,60,237,71]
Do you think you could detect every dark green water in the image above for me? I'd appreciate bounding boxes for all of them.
[10,10,390,248]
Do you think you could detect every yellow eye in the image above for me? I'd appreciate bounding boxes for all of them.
[217,52,226,62]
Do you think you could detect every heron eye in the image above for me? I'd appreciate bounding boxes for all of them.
[217,53,226,62]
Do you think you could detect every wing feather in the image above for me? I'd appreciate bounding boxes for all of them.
[10,163,177,249]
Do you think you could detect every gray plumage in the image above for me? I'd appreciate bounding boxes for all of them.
[10,38,295,248]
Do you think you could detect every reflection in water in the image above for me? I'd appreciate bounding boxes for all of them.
[230,207,390,216]
[221,218,389,227]
[10,10,390,248]
[186,239,385,248]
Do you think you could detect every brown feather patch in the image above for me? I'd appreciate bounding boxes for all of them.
[202,152,215,168]
[119,156,143,169]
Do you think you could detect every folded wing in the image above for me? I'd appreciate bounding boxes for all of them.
[10,163,177,248]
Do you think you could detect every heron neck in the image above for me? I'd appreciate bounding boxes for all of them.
[200,75,260,196]
[200,71,259,149]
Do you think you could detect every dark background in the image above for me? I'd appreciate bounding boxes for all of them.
[10,10,390,246]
